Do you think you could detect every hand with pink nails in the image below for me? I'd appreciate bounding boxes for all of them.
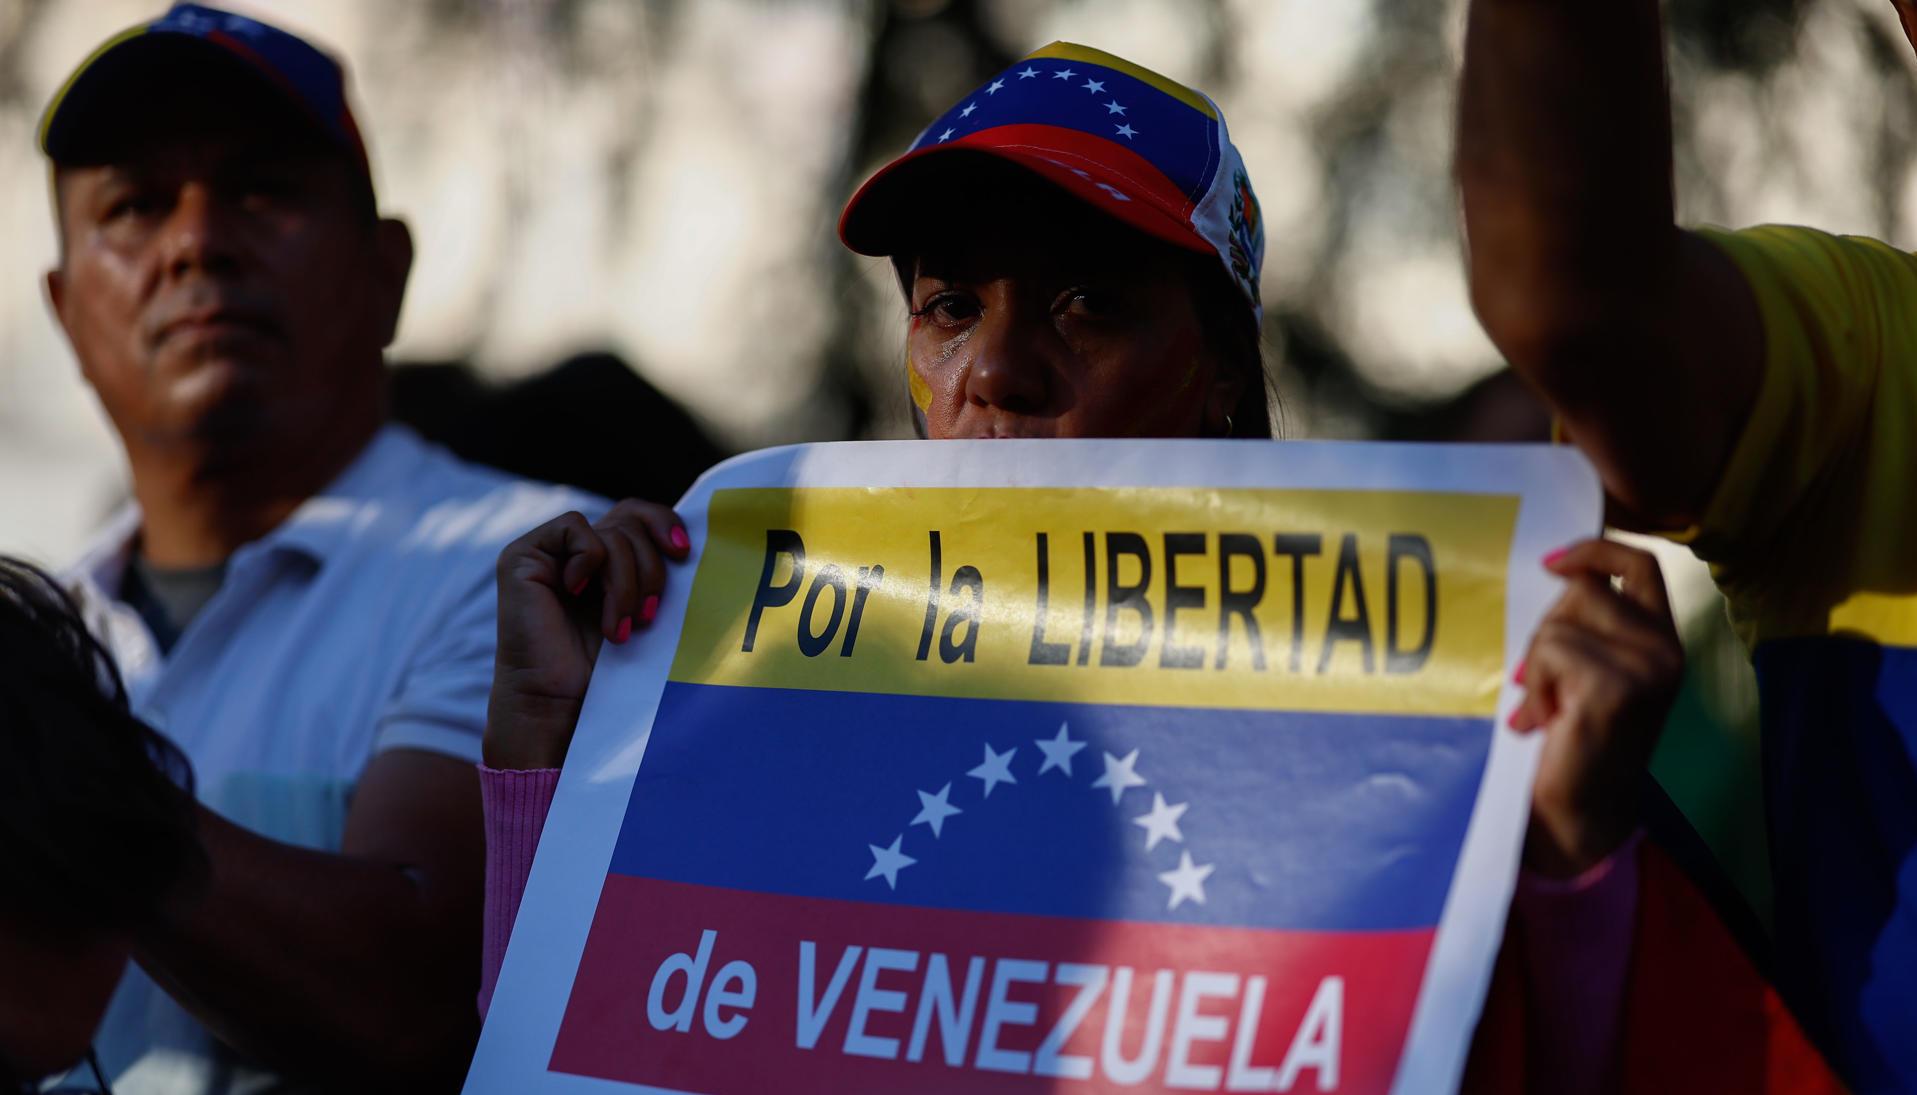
[1511,538,1684,878]
[484,499,692,770]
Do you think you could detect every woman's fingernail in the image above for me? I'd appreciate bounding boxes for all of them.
[670,526,690,552]
[569,576,589,595]
[642,595,660,624]
[1513,659,1527,686]
[1506,708,1525,730]
[1542,547,1569,568]
[615,616,633,643]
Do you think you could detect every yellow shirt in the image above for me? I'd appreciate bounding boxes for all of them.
[1689,223,1917,1091]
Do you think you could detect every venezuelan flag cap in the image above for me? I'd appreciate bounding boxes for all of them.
[38,3,370,189]
[840,42,1265,321]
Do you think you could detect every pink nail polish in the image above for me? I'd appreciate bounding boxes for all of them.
[670,526,690,552]
[1506,708,1524,730]
[568,576,588,596]
[1513,659,1527,686]
[1542,547,1569,568]
[642,595,660,624]
[615,616,633,643]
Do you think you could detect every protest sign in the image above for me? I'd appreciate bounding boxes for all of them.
[466,439,1600,1094]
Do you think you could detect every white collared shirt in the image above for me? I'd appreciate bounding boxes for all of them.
[61,423,600,1094]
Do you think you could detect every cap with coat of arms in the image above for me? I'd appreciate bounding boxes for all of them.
[840,42,1265,323]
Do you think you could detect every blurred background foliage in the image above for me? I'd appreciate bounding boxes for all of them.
[6,0,1917,924]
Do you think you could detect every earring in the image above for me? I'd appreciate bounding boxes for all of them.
[1223,414,1234,438]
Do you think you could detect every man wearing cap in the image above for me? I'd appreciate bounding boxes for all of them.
[1459,0,1917,1089]
[35,5,596,1090]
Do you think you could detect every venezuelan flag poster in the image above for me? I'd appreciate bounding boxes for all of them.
[466,440,1600,1094]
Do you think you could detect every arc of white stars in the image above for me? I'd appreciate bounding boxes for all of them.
[1052,67,1077,80]
[1034,723,1087,777]
[1114,123,1138,140]
[968,743,1018,797]
[911,782,962,838]
[1132,792,1188,851]
[1083,78,1105,93]
[959,102,977,118]
[1104,100,1127,115]
[1091,748,1147,804]
[938,128,955,142]
[1158,851,1215,910]
[986,78,1005,94]
[866,835,916,890]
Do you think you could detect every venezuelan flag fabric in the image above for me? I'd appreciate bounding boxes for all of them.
[1671,224,1917,1094]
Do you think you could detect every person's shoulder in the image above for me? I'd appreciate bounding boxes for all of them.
[1696,222,1917,288]
[359,425,608,565]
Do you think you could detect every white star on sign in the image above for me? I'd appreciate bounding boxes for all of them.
[866,835,916,890]
[1158,851,1215,910]
[960,102,977,118]
[938,128,955,142]
[1053,68,1077,80]
[968,743,1018,797]
[911,783,962,838]
[1018,67,1040,79]
[1091,748,1147,804]
[1132,792,1189,851]
[1114,123,1138,139]
[1034,723,1087,777]
[1104,100,1127,115]
[1083,78,1105,93]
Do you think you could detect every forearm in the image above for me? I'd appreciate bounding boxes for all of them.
[1460,0,1677,328]
[1458,0,1760,525]
[135,806,478,1085]
[1514,833,1642,1093]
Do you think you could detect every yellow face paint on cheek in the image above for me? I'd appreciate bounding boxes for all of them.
[907,357,934,413]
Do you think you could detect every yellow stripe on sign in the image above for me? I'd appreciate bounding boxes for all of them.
[1024,42,1218,120]
[669,487,1517,717]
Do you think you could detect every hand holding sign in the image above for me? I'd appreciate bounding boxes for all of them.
[1511,539,1683,879]
[485,500,691,770]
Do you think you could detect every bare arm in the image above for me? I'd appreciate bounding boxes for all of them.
[133,749,482,1091]
[1458,0,1765,528]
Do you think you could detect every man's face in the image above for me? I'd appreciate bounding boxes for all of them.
[47,91,408,458]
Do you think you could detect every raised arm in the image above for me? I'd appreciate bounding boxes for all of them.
[1457,0,1765,528]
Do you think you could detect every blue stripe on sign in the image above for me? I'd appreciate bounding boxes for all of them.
[607,682,1492,932]
[913,59,1220,202]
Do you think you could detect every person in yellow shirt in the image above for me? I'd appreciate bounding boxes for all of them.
[1459,1,1917,1090]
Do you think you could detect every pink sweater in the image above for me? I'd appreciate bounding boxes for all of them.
[476,765,1637,1078]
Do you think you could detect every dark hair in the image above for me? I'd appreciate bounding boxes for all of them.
[0,558,203,938]
[1181,251,1274,439]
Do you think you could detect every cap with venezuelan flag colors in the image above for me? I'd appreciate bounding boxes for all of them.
[38,3,370,188]
[840,42,1265,321]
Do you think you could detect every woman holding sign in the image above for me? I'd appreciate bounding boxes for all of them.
[477,44,1836,1092]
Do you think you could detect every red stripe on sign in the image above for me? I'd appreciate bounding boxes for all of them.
[549,876,1433,1094]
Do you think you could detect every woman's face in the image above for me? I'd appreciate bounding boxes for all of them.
[901,169,1241,440]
